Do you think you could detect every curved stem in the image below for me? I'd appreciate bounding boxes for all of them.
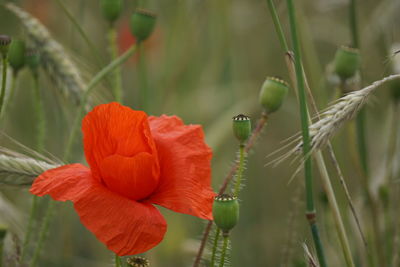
[0,56,8,117]
[210,228,221,267]
[233,145,245,196]
[63,44,137,161]
[108,26,123,103]
[218,235,229,267]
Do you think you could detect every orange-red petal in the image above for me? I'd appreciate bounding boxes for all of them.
[82,102,160,200]
[147,115,215,220]
[30,164,167,255]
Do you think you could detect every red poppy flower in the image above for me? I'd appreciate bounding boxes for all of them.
[30,102,215,255]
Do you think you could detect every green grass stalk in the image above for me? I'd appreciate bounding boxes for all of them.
[108,26,123,103]
[0,56,8,117]
[219,235,229,267]
[285,0,327,266]
[265,0,289,53]
[63,44,137,161]
[210,228,221,267]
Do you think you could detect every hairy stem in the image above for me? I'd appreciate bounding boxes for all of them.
[286,0,327,266]
[210,228,221,267]
[115,254,122,267]
[233,145,245,196]
[218,235,229,267]
[0,56,8,117]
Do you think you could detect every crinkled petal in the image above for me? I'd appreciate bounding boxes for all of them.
[147,115,215,220]
[31,164,167,255]
[82,102,160,198]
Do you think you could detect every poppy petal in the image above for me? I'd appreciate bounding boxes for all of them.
[82,102,160,197]
[31,164,167,255]
[147,115,215,220]
[30,163,92,202]
[74,181,167,256]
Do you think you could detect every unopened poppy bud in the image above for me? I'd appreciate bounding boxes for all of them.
[26,49,40,73]
[232,114,251,145]
[100,0,123,24]
[0,224,7,240]
[259,77,289,114]
[130,9,156,42]
[8,39,26,73]
[0,35,11,57]
[333,45,360,81]
[127,256,150,267]
[212,194,239,234]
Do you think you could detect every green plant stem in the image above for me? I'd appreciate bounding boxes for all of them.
[286,0,327,266]
[20,195,39,263]
[0,56,8,118]
[0,239,4,267]
[32,74,45,151]
[265,0,289,53]
[30,201,54,267]
[115,254,122,267]
[137,42,150,111]
[233,145,245,196]
[210,228,221,267]
[219,235,229,267]
[63,44,137,161]
[108,26,123,103]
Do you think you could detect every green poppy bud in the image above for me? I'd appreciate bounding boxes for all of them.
[8,39,26,73]
[100,0,123,23]
[130,9,156,42]
[127,256,150,267]
[232,114,251,145]
[0,224,7,240]
[26,49,40,74]
[0,35,11,57]
[333,45,360,81]
[212,194,239,234]
[259,77,289,114]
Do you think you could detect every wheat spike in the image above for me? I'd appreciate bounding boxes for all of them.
[5,3,86,104]
[0,154,59,186]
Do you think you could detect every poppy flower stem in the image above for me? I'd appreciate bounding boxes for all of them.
[210,228,221,267]
[218,235,229,267]
[64,44,138,161]
[0,72,16,122]
[115,254,122,267]
[233,145,246,197]
[0,55,8,118]
[193,113,268,267]
[107,26,123,103]
[20,195,38,263]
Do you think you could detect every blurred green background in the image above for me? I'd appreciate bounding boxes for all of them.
[0,0,400,266]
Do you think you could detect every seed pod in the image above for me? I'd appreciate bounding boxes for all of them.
[26,49,40,74]
[100,0,123,24]
[212,194,239,234]
[232,114,251,144]
[259,77,289,114]
[333,45,360,81]
[0,35,11,57]
[127,256,150,267]
[130,9,156,42]
[8,39,26,73]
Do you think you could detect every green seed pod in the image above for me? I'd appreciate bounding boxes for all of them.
[130,9,156,42]
[259,77,289,114]
[26,49,40,74]
[212,194,239,234]
[8,39,26,73]
[389,77,400,102]
[0,224,7,240]
[0,35,11,57]
[127,256,150,267]
[333,45,360,81]
[100,0,123,23]
[232,114,251,144]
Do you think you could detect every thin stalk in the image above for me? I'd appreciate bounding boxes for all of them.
[193,113,269,267]
[54,0,105,66]
[265,0,289,53]
[210,228,221,267]
[63,44,137,161]
[286,0,327,266]
[0,238,4,267]
[108,25,123,103]
[233,145,245,197]
[20,196,39,262]
[32,74,45,151]
[218,235,229,267]
[1,73,17,119]
[0,56,8,117]
[138,43,149,111]
[30,201,54,267]
[115,254,122,267]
